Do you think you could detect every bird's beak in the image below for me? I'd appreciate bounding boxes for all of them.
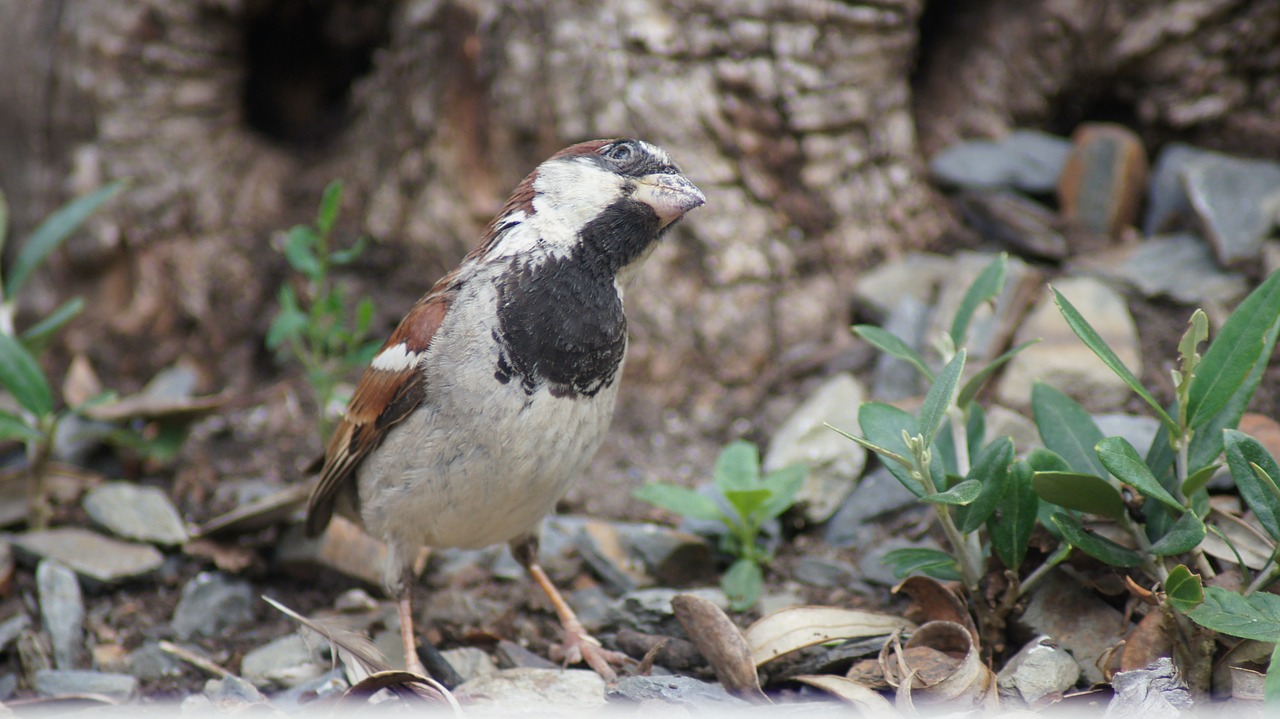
[634,173,706,226]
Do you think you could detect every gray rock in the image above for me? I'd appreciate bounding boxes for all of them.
[859,537,944,588]
[171,572,255,640]
[495,639,559,670]
[10,528,164,585]
[1184,154,1280,266]
[1074,233,1249,307]
[1144,143,1214,235]
[83,481,189,546]
[956,190,1069,260]
[0,613,31,654]
[1094,414,1161,457]
[928,251,1039,364]
[997,635,1081,705]
[34,669,138,701]
[610,674,751,708]
[764,373,867,523]
[998,276,1141,409]
[567,586,613,634]
[36,560,84,670]
[758,585,806,616]
[440,647,496,683]
[1105,657,1193,718]
[1022,571,1126,684]
[852,252,949,322]
[454,668,607,711]
[792,557,862,590]
[870,296,930,401]
[610,588,730,636]
[240,633,324,689]
[824,467,919,548]
[268,667,348,712]
[0,673,15,701]
[930,130,1072,194]
[569,517,714,592]
[984,405,1043,454]
[203,674,267,708]
[127,642,184,681]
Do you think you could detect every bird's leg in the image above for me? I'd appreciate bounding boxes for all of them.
[397,591,429,677]
[387,545,428,677]
[510,534,634,682]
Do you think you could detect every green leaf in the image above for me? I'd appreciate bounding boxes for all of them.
[354,297,375,336]
[828,423,914,471]
[759,465,806,520]
[856,403,945,497]
[1181,463,1221,497]
[956,339,1039,408]
[1051,512,1143,567]
[1267,643,1280,704]
[1174,310,1208,408]
[1148,510,1206,556]
[714,440,761,492]
[956,437,1014,533]
[724,488,772,520]
[1224,430,1280,542]
[1190,270,1280,428]
[0,409,41,443]
[950,252,1006,347]
[1051,287,1178,432]
[852,325,933,381]
[6,180,125,297]
[1187,586,1280,642]
[882,547,962,581]
[1095,436,1184,513]
[20,297,84,353]
[1164,564,1203,613]
[922,478,981,506]
[919,350,966,447]
[1033,471,1126,520]
[722,558,763,611]
[316,180,344,236]
[0,331,52,416]
[1026,448,1072,473]
[633,483,725,523]
[1032,383,1108,478]
[284,226,323,280]
[989,460,1038,570]
[329,235,368,266]
[267,308,307,351]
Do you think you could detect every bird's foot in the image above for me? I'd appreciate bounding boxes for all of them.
[552,625,634,682]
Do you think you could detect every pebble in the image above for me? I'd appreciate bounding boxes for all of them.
[0,613,31,654]
[764,373,867,524]
[792,557,863,590]
[997,635,1081,705]
[1058,123,1148,238]
[997,276,1141,409]
[610,674,751,708]
[610,587,730,636]
[453,668,607,711]
[851,252,949,322]
[36,560,84,670]
[440,646,497,683]
[1073,233,1249,307]
[824,466,920,548]
[268,667,348,712]
[572,517,715,592]
[202,674,268,709]
[170,572,255,640]
[240,633,325,689]
[494,639,559,670]
[1182,153,1280,267]
[1144,142,1214,234]
[83,481,189,546]
[34,669,139,702]
[127,642,184,681]
[1021,571,1126,684]
[9,528,164,585]
[929,129,1072,194]
[956,190,1069,260]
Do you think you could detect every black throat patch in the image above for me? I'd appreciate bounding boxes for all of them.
[493,196,663,398]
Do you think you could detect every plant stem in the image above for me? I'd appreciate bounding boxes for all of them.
[1245,554,1280,595]
[1018,544,1072,598]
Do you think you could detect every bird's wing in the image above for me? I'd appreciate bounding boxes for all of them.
[304,288,452,537]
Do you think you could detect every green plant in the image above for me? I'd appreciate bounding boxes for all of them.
[836,252,1280,695]
[634,440,806,610]
[266,180,379,437]
[0,181,125,528]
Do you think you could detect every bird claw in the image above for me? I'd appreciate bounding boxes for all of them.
[553,628,634,682]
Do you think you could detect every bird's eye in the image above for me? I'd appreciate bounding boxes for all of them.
[605,143,634,162]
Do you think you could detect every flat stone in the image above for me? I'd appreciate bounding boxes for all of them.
[9,528,163,585]
[241,633,324,689]
[494,639,559,670]
[127,642,184,681]
[1105,657,1192,716]
[1144,143,1216,235]
[926,251,1039,364]
[956,190,1069,260]
[998,276,1141,410]
[610,588,730,636]
[824,466,919,548]
[859,536,945,588]
[1022,571,1126,684]
[34,669,138,702]
[0,613,31,654]
[792,557,862,590]
[929,129,1071,194]
[36,560,84,670]
[610,674,751,708]
[268,668,348,712]
[83,481,189,546]
[1183,154,1280,267]
[203,674,267,709]
[454,668,607,712]
[573,518,714,592]
[764,373,867,523]
[1058,123,1149,238]
[1073,233,1249,307]
[171,572,255,640]
[997,635,1081,705]
[851,252,950,322]
[440,647,497,684]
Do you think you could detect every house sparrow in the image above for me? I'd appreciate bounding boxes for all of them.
[305,139,705,680]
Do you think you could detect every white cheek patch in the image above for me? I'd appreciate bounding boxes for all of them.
[531,160,621,242]
[371,342,424,371]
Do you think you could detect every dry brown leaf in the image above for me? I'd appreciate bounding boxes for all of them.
[893,575,978,644]
[745,606,915,667]
[793,675,898,715]
[1212,638,1273,695]
[181,538,256,573]
[1227,666,1266,702]
[1119,610,1171,672]
[62,354,103,408]
[884,621,993,708]
[1203,507,1275,570]
[672,593,767,702]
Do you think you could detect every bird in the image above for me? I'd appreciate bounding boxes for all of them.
[304,138,705,681]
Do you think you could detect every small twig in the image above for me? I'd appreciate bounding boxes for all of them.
[158,640,232,678]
